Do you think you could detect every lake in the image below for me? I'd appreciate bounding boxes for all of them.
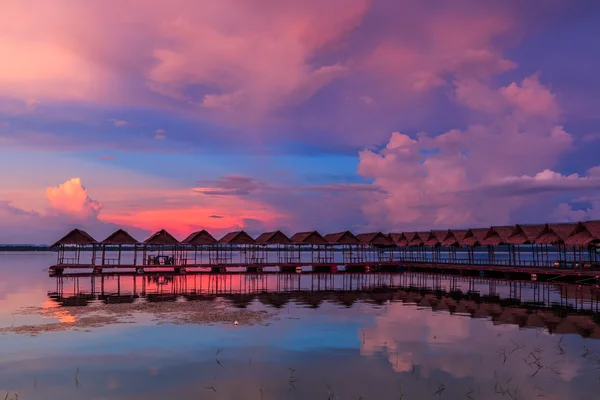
[1,252,600,399]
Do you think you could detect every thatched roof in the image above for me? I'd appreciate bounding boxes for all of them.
[565,221,600,247]
[182,230,217,245]
[506,224,545,245]
[407,231,428,246]
[356,232,394,247]
[424,231,443,246]
[536,223,577,245]
[255,230,291,245]
[219,231,256,245]
[324,231,360,245]
[441,230,468,246]
[388,232,405,245]
[101,229,139,245]
[399,232,417,247]
[482,226,514,246]
[290,231,328,245]
[51,229,97,248]
[144,229,179,245]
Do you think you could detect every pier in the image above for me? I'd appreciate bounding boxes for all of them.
[48,221,600,282]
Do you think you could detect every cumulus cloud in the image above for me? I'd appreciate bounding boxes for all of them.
[45,178,102,219]
[357,74,588,230]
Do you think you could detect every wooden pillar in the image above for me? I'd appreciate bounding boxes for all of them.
[133,245,138,266]
[101,245,106,266]
[118,244,122,266]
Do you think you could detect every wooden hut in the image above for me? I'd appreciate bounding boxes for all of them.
[101,229,140,266]
[479,226,515,264]
[388,232,407,261]
[440,229,468,263]
[51,228,98,266]
[255,230,292,264]
[535,223,578,267]
[182,230,218,265]
[324,231,361,263]
[461,228,491,264]
[424,230,447,262]
[218,231,257,264]
[143,229,180,266]
[290,231,330,264]
[564,221,600,266]
[356,232,395,263]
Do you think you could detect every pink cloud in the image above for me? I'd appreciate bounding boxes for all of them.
[357,74,583,230]
[45,178,102,220]
[98,155,117,161]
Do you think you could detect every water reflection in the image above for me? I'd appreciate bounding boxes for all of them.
[2,253,600,399]
[48,272,600,338]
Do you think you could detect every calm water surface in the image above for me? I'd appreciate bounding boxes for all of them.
[1,253,600,399]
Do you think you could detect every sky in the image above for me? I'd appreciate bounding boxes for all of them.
[1,0,600,244]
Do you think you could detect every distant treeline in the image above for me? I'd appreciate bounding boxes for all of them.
[0,245,53,252]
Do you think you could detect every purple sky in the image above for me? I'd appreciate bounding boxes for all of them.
[1,0,599,244]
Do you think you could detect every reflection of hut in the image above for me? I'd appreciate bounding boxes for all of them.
[258,292,292,309]
[356,232,395,262]
[145,293,177,302]
[294,292,325,308]
[324,231,361,263]
[182,230,218,265]
[98,294,138,304]
[255,231,292,264]
[224,293,256,309]
[52,294,95,307]
[290,231,330,263]
[183,294,216,302]
[219,231,257,264]
[143,230,180,267]
[51,229,98,266]
[329,291,360,307]
[101,229,140,267]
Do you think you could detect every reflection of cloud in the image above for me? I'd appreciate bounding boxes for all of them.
[359,302,590,385]
[41,298,76,323]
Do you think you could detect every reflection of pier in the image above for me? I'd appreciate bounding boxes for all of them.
[48,222,600,282]
[48,272,600,338]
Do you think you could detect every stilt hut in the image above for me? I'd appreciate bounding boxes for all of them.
[424,231,447,262]
[181,230,218,265]
[356,232,395,262]
[408,232,430,262]
[462,228,491,264]
[51,229,98,266]
[388,233,407,261]
[535,223,578,267]
[401,232,418,261]
[324,231,361,264]
[255,230,292,264]
[564,221,600,267]
[143,229,180,267]
[101,229,140,267]
[440,230,468,263]
[482,226,515,265]
[218,231,256,264]
[290,231,330,264]
[506,224,546,266]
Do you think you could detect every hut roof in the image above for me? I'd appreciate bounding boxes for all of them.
[408,231,428,246]
[290,231,328,245]
[144,229,179,245]
[324,231,360,245]
[536,223,577,245]
[356,232,395,247]
[182,230,218,245]
[255,230,291,245]
[51,228,98,248]
[388,233,404,245]
[425,231,445,246]
[399,232,417,247]
[482,226,515,245]
[565,221,600,247]
[219,230,256,245]
[101,229,139,245]
[442,230,469,246]
[506,224,545,245]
